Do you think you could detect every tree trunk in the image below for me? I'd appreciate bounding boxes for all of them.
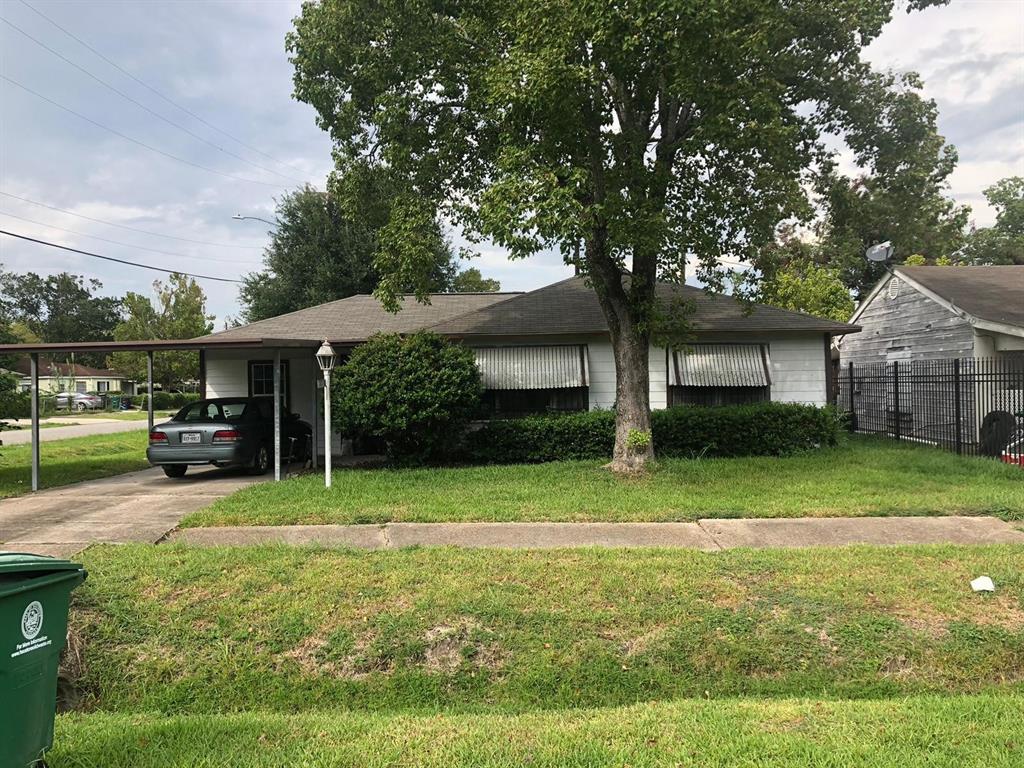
[585,227,657,473]
[607,319,654,473]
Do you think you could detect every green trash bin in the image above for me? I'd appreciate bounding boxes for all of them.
[0,552,87,768]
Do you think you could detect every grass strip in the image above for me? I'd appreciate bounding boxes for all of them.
[184,437,1024,527]
[52,695,1024,767]
[71,543,1024,714]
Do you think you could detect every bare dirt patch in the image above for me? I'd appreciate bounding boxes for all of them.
[422,618,504,673]
[622,624,670,657]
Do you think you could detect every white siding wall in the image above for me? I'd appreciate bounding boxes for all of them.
[649,344,668,410]
[205,349,317,423]
[586,338,616,409]
[766,335,828,405]
[464,333,827,410]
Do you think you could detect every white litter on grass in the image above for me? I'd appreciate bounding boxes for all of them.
[970,576,995,593]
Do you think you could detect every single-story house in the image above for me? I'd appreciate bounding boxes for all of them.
[194,276,858,454]
[5,357,134,395]
[837,265,1024,365]
[0,275,858,488]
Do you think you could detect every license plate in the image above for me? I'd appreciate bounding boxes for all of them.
[181,432,202,444]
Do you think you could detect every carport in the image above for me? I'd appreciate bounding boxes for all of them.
[0,337,323,491]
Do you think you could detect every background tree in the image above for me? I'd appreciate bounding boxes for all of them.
[451,267,501,293]
[958,177,1024,266]
[239,176,499,322]
[107,274,214,391]
[0,269,122,367]
[808,78,969,297]
[755,262,854,323]
[291,0,948,471]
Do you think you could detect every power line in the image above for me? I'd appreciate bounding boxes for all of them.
[1,74,287,190]
[0,210,261,265]
[0,192,264,249]
[0,229,244,283]
[18,0,312,179]
[1,16,308,186]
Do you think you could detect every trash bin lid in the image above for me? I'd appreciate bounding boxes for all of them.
[0,552,84,576]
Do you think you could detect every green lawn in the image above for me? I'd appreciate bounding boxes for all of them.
[68,544,1024,714]
[66,410,175,421]
[0,431,150,498]
[52,542,1024,766]
[185,437,1024,527]
[52,694,1024,767]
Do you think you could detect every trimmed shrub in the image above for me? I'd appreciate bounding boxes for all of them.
[462,410,615,464]
[652,402,842,458]
[139,392,201,411]
[462,402,841,464]
[333,332,483,461]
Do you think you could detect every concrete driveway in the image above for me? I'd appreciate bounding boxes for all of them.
[0,466,268,558]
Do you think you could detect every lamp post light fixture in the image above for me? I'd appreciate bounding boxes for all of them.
[231,213,278,228]
[315,340,337,488]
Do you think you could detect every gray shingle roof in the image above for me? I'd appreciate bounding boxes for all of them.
[198,292,520,344]
[897,266,1024,330]
[198,277,858,345]
[428,277,859,337]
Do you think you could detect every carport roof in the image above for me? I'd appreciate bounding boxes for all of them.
[0,337,322,355]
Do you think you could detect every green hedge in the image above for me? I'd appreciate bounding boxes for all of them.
[461,402,841,464]
[138,392,201,410]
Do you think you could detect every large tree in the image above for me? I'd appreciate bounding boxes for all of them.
[290,0,947,471]
[240,176,498,322]
[0,269,122,367]
[809,76,969,297]
[107,274,214,390]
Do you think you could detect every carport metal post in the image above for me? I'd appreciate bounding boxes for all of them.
[273,349,281,481]
[146,350,154,434]
[30,352,40,491]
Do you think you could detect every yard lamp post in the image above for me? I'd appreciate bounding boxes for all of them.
[315,340,337,488]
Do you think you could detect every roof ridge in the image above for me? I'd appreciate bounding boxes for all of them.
[422,275,585,333]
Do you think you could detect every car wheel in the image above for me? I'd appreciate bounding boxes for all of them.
[76,402,87,412]
[249,444,270,476]
[162,464,187,478]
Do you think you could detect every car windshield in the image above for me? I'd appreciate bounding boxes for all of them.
[174,400,251,423]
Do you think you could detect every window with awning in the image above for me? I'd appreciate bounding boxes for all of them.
[474,345,590,416]
[474,345,589,390]
[669,344,771,407]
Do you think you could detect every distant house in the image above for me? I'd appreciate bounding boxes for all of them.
[6,357,134,395]
[838,266,1024,365]
[194,276,857,453]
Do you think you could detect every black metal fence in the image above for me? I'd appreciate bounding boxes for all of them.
[837,356,1024,458]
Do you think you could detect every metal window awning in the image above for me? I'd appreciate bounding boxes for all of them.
[474,345,589,390]
[670,344,771,387]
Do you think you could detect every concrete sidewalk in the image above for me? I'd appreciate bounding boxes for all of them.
[171,515,1024,551]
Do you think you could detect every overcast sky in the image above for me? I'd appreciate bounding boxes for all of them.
[1,0,1022,325]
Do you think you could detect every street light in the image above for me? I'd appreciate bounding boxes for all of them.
[315,340,337,488]
[231,213,278,228]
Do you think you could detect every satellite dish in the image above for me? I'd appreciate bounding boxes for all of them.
[865,241,894,263]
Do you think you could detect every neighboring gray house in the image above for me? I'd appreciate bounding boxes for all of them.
[838,265,1024,365]
[196,276,857,455]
